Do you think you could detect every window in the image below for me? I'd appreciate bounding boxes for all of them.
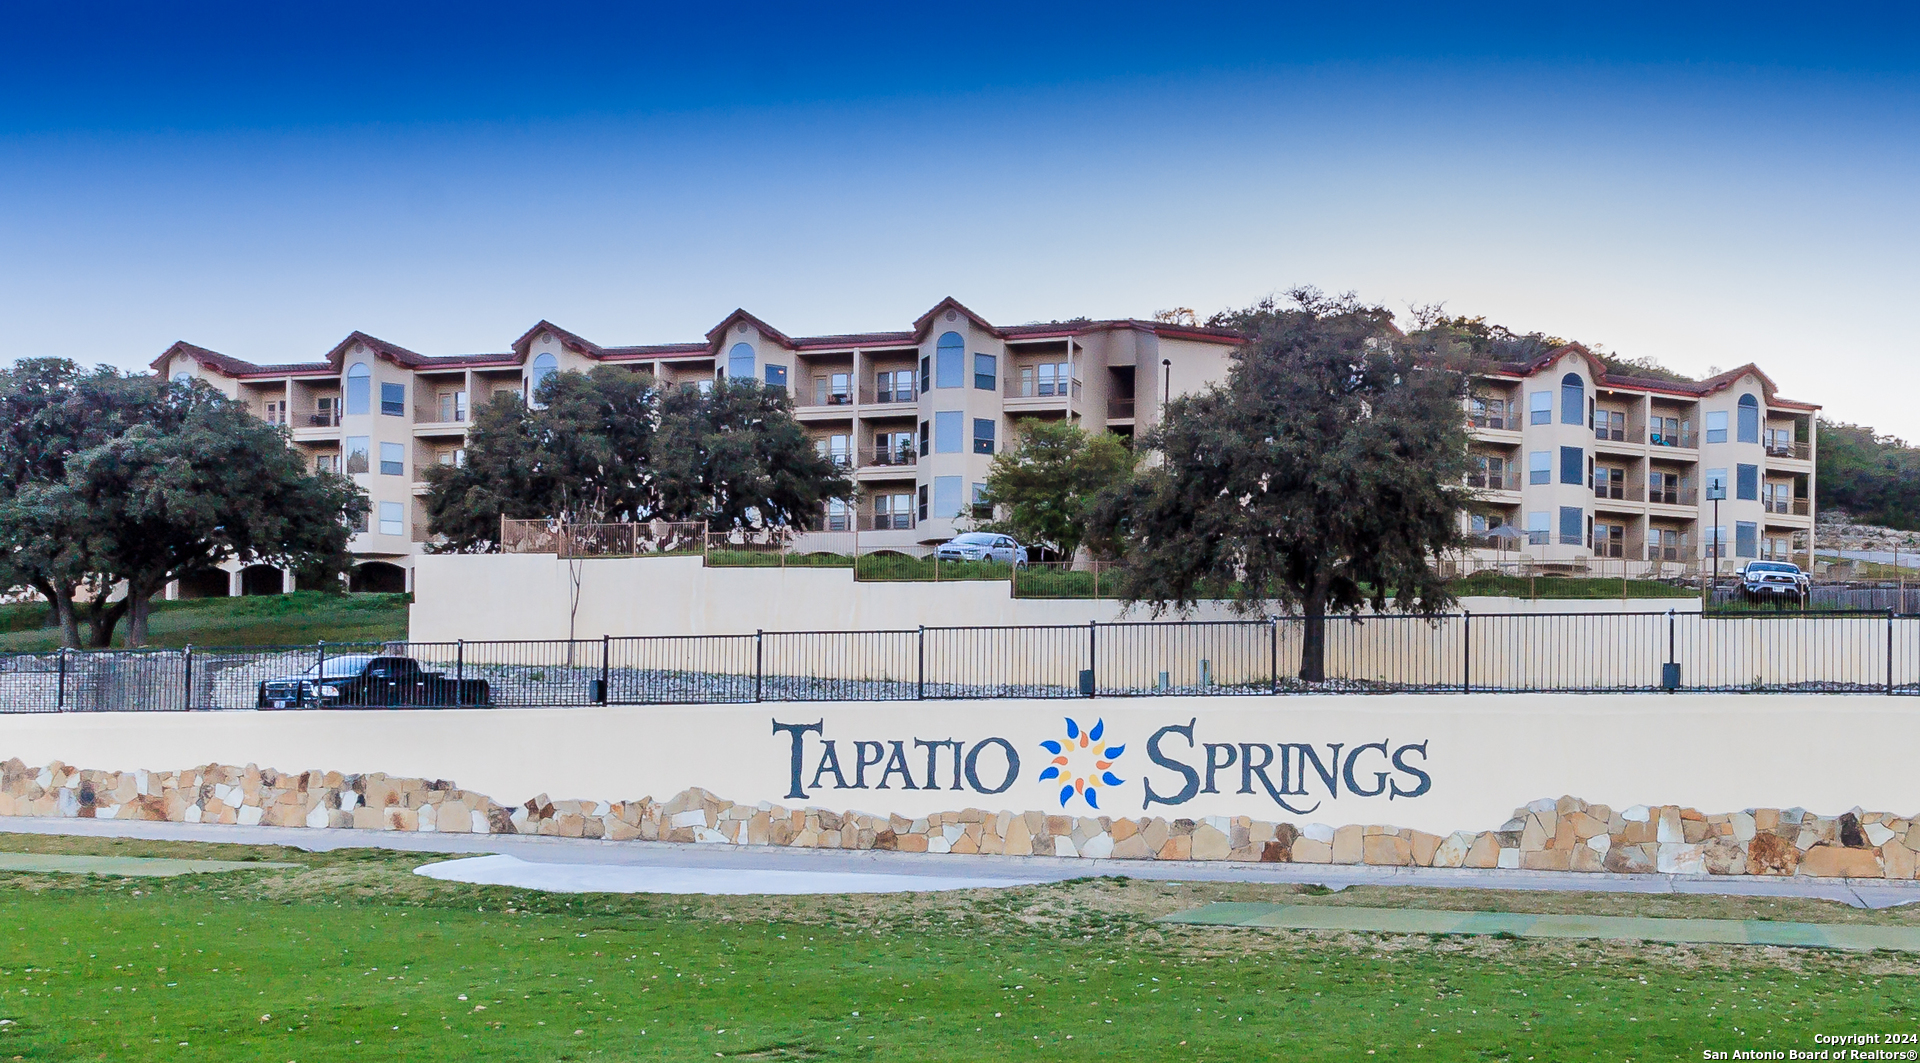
[379,382,405,417]
[528,352,559,406]
[763,364,787,391]
[826,499,850,532]
[917,485,929,522]
[1653,527,1682,561]
[934,411,962,454]
[437,390,467,423]
[344,436,370,474]
[1525,510,1550,546]
[1705,468,1728,500]
[1707,526,1728,557]
[1558,506,1584,546]
[875,431,914,465]
[1650,415,1683,447]
[1735,521,1758,559]
[1736,463,1758,501]
[1470,454,1508,490]
[1737,395,1760,444]
[933,476,962,520]
[1559,373,1584,425]
[972,482,991,519]
[1594,467,1624,499]
[172,371,194,386]
[1528,450,1550,485]
[1529,391,1551,425]
[315,454,338,474]
[1706,410,1728,444]
[874,492,913,530]
[1037,362,1073,397]
[815,434,850,467]
[1559,446,1583,485]
[378,501,404,537]
[1595,409,1626,441]
[920,356,931,395]
[974,353,997,391]
[935,332,964,388]
[379,442,405,476]
[814,372,850,406]
[972,418,995,455]
[345,363,370,416]
[726,343,754,381]
[1649,471,1680,505]
[436,447,465,468]
[314,395,338,427]
[1594,522,1625,558]
[493,388,516,406]
[1469,512,1490,533]
[919,419,930,457]
[875,370,910,404]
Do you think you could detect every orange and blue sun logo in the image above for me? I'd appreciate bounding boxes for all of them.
[1038,718,1125,810]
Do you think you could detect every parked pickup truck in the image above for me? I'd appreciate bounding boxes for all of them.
[256,655,491,709]
[1738,560,1810,603]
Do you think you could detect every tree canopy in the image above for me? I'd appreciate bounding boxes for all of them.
[1817,421,1920,531]
[976,420,1135,561]
[0,360,367,647]
[425,367,850,550]
[1094,289,1472,681]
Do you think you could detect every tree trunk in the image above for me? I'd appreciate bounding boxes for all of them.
[41,583,81,650]
[82,596,129,649]
[126,590,153,648]
[1298,589,1327,683]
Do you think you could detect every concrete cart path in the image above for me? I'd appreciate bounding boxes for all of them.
[4,818,1919,908]
[1162,902,1920,952]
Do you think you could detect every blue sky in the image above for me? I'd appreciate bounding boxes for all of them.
[3,2,1917,434]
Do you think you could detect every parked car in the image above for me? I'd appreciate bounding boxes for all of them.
[256,654,491,709]
[934,532,1028,566]
[1738,560,1810,602]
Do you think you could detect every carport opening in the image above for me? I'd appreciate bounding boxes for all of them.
[349,561,407,594]
[238,565,284,596]
[174,569,229,599]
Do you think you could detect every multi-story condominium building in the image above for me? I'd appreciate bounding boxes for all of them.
[1462,346,1818,573]
[153,297,1816,593]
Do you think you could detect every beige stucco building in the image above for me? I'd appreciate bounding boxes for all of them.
[152,298,1817,592]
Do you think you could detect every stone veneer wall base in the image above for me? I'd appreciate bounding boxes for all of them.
[4,759,1916,880]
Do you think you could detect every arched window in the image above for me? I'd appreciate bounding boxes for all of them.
[935,331,963,389]
[344,362,371,416]
[726,342,754,381]
[1736,394,1760,444]
[528,353,558,405]
[171,371,193,387]
[1559,372,1584,426]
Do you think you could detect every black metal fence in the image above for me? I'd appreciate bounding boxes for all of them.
[5,610,1919,713]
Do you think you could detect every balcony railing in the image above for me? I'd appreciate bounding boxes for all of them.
[1645,537,1695,562]
[1647,486,1698,507]
[1765,498,1812,516]
[802,388,855,409]
[1467,471,1518,491]
[416,404,468,424]
[1108,397,1136,420]
[1592,481,1647,503]
[859,514,916,532]
[1593,422,1645,445]
[1766,440,1812,460]
[1005,377,1082,400]
[859,384,917,405]
[1648,430,1698,449]
[306,410,342,428]
[861,447,917,468]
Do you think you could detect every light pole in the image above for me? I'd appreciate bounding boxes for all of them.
[1706,470,1727,604]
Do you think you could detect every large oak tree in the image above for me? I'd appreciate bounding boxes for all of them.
[1092,289,1474,681]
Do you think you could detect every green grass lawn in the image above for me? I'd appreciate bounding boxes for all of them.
[855,554,1013,582]
[706,550,855,568]
[0,833,1912,1061]
[1450,572,1701,600]
[0,592,409,651]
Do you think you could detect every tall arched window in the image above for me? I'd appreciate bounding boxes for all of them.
[344,362,371,416]
[935,331,963,389]
[1736,394,1760,444]
[726,342,754,381]
[1559,372,1584,426]
[529,353,558,405]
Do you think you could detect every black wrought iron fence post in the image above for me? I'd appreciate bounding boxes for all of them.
[599,634,610,705]
[754,630,764,703]
[1462,610,1471,693]
[55,647,67,711]
[316,641,326,709]
[1086,620,1097,697]
[456,640,464,684]
[1890,608,1896,696]
[182,644,193,711]
[1269,616,1279,695]
[916,626,925,700]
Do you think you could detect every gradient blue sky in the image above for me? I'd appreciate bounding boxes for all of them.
[3,2,1916,433]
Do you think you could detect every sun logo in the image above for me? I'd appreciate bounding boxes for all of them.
[1037,718,1125,810]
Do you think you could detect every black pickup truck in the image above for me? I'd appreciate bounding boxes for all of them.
[256,655,491,709]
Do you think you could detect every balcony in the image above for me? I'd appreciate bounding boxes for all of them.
[1108,397,1136,420]
[1592,481,1647,503]
[1593,422,1645,446]
[1648,430,1698,450]
[1765,498,1812,516]
[1005,377,1081,400]
[1766,440,1813,461]
[1646,537,1695,562]
[859,383,917,406]
[859,514,916,532]
[306,410,342,428]
[801,385,855,409]
[862,446,917,468]
[1648,486,1699,507]
[1467,471,1519,492]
